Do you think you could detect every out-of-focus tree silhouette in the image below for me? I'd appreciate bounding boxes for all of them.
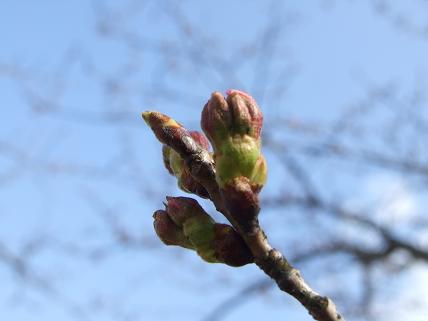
[1,1,428,320]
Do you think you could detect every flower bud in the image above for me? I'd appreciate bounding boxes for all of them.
[201,90,263,147]
[201,90,267,190]
[165,196,212,227]
[222,177,260,228]
[153,210,193,249]
[213,224,253,267]
[189,130,210,150]
[225,89,263,139]
[163,133,210,198]
[164,196,217,262]
[183,215,217,263]
[153,196,253,266]
[142,111,183,146]
[201,92,231,147]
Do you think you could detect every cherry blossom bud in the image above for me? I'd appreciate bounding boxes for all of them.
[213,224,253,267]
[142,111,184,146]
[189,130,210,150]
[222,177,261,227]
[165,196,211,227]
[225,89,263,139]
[153,210,193,249]
[153,196,253,266]
[201,90,263,147]
[201,90,267,191]
[163,134,210,198]
[143,111,210,198]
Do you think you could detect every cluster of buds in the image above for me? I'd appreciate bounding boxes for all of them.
[143,95,346,321]
[201,90,267,224]
[143,89,267,265]
[153,196,253,266]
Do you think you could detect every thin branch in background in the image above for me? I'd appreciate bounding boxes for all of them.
[1,1,428,320]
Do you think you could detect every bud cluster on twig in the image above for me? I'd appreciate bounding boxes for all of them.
[143,89,266,265]
[142,90,345,321]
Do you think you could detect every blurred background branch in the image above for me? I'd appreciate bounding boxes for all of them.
[1,1,428,320]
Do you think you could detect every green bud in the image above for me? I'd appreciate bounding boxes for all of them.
[250,154,267,193]
[215,135,261,188]
[183,216,216,263]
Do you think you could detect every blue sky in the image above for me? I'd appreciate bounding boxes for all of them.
[1,1,428,321]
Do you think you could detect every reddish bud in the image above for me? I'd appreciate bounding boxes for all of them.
[165,196,211,227]
[153,210,193,249]
[226,89,263,139]
[201,92,231,147]
[221,177,260,229]
[213,224,253,267]
[142,111,183,146]
[200,90,267,191]
[201,90,263,148]
[189,130,210,150]
[160,130,210,198]
[142,111,203,158]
